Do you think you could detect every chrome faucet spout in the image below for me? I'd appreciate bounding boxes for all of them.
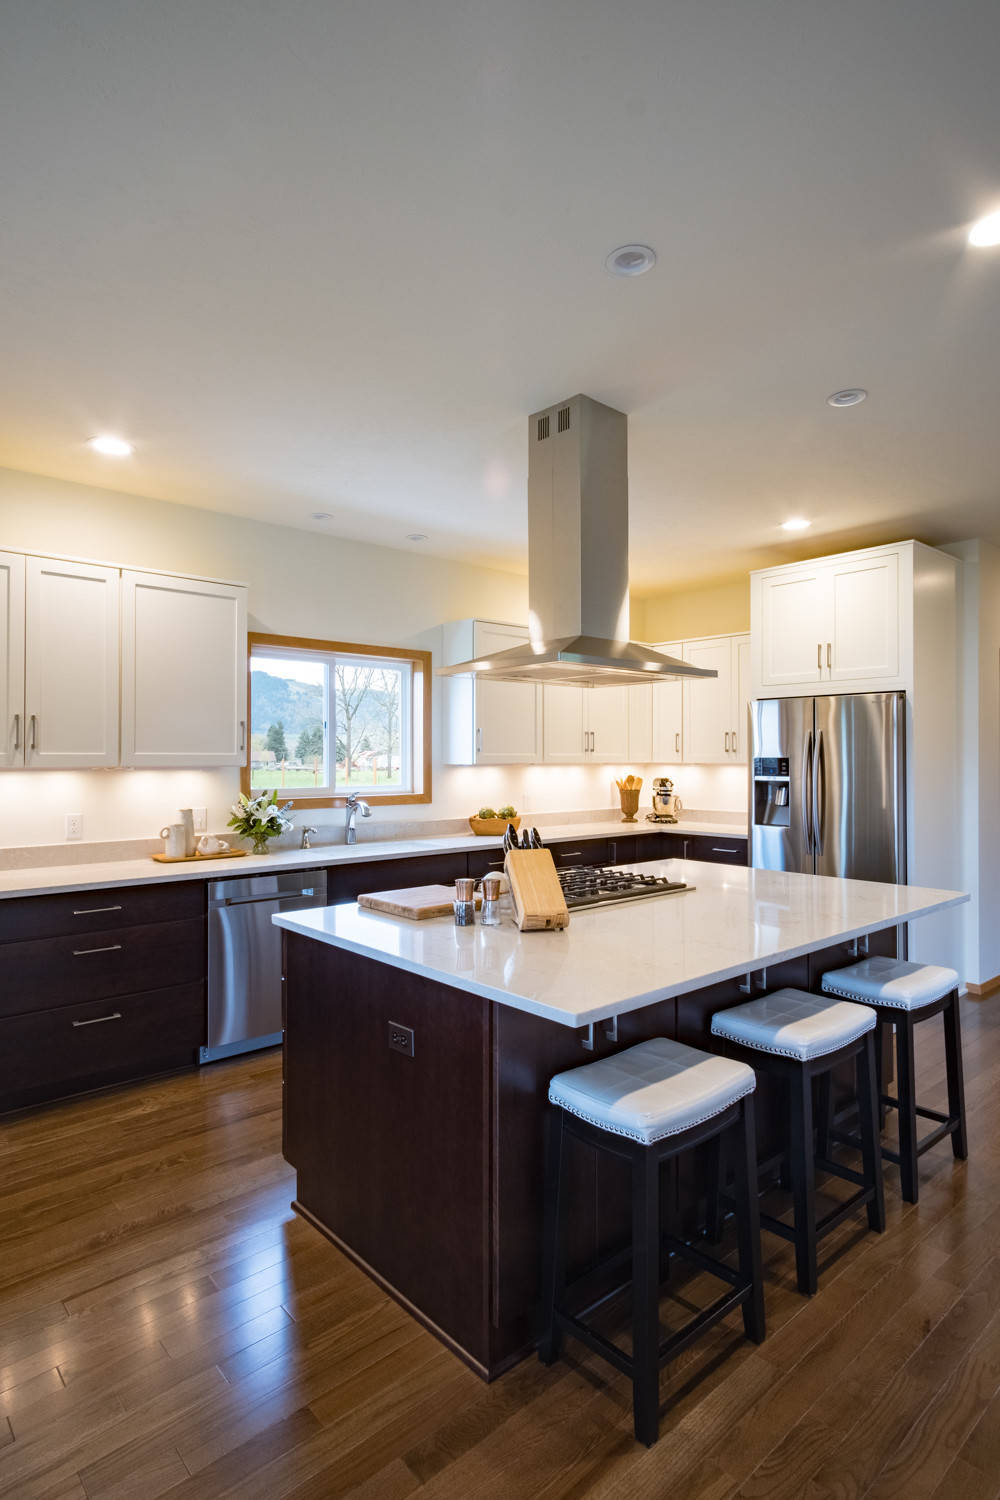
[345,794,372,846]
[299,826,317,850]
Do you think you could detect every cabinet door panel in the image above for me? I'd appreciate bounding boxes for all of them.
[25,557,119,768]
[651,641,683,763]
[828,554,900,682]
[627,685,652,763]
[587,685,630,762]
[122,572,247,767]
[0,551,25,769]
[732,635,751,762]
[758,569,826,687]
[471,622,539,764]
[682,639,733,765]
[542,684,586,763]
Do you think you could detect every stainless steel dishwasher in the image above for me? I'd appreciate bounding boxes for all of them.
[203,869,327,1062]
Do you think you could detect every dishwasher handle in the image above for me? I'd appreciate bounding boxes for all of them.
[217,888,320,908]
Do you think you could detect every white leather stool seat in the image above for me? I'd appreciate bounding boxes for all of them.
[548,1037,756,1146]
[821,956,959,1011]
[711,988,875,1062]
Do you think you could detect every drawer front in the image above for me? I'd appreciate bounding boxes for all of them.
[325,854,470,905]
[0,880,204,944]
[687,836,748,866]
[1,917,206,1018]
[549,838,610,869]
[467,846,508,880]
[0,981,205,1113]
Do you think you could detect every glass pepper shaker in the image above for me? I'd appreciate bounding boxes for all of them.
[480,872,503,926]
[453,877,476,926]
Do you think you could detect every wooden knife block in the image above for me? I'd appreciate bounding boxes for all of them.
[504,848,570,931]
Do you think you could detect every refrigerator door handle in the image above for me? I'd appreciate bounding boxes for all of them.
[813,729,825,857]
[801,731,814,855]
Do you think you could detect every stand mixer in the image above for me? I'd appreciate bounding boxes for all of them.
[647,777,682,823]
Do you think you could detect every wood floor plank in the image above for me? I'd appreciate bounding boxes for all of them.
[0,1002,996,1499]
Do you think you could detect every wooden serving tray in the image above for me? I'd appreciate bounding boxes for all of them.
[151,849,247,864]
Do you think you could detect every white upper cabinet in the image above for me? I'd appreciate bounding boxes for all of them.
[541,683,586,763]
[752,543,912,698]
[682,637,735,765]
[0,552,25,769]
[586,685,631,763]
[650,641,683,763]
[756,563,827,687]
[628,684,653,764]
[733,635,752,761]
[827,552,899,683]
[24,556,120,769]
[442,620,540,765]
[121,571,248,767]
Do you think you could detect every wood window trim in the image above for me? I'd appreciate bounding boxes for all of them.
[243,632,432,807]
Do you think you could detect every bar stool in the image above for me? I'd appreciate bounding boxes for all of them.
[710,990,884,1296]
[820,957,967,1204]
[538,1037,764,1447]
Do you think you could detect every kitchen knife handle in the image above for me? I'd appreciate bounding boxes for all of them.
[813,729,825,856]
[802,731,814,854]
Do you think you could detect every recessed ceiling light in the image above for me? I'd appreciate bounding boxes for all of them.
[781,517,812,532]
[968,210,1000,247]
[405,532,429,543]
[826,388,867,408]
[87,434,134,456]
[604,244,657,277]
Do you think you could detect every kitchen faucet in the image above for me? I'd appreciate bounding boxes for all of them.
[345,794,371,845]
[299,826,317,850]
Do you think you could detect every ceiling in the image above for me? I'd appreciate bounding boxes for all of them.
[2,0,999,591]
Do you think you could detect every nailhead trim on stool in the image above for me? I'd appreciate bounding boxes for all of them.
[821,955,959,1011]
[539,1038,765,1448]
[710,988,876,1060]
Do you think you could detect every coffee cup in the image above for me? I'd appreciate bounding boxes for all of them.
[160,824,187,858]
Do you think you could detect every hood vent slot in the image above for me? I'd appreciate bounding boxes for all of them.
[536,414,550,441]
[557,405,571,432]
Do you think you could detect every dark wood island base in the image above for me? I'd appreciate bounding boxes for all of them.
[281,925,897,1380]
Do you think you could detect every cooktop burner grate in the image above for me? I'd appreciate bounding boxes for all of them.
[557,865,689,910]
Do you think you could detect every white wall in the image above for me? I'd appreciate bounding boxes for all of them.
[0,467,748,847]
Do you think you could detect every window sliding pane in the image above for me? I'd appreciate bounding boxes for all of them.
[334,660,408,790]
[250,653,330,791]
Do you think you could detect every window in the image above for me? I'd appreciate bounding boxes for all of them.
[243,633,431,806]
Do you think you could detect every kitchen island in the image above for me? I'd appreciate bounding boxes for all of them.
[275,859,966,1379]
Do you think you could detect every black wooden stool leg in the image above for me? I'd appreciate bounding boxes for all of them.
[894,1015,920,1204]
[631,1147,661,1447]
[733,1095,765,1343]
[704,1133,725,1244]
[857,1031,886,1232]
[789,1067,818,1296]
[943,990,968,1161]
[537,1109,565,1365]
[816,1072,833,1159]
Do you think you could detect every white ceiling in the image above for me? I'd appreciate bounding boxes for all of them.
[2,0,999,591]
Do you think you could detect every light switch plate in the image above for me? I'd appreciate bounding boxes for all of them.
[65,813,83,841]
[192,807,208,833]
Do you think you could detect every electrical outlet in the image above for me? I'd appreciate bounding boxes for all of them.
[192,807,208,833]
[65,813,83,841]
[388,1022,415,1058]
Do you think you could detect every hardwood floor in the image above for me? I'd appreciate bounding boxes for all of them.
[1,999,999,1499]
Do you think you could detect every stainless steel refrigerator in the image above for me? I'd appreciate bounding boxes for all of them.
[751,692,906,882]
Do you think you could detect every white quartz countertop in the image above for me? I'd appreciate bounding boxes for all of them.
[273,859,968,1029]
[0,818,745,900]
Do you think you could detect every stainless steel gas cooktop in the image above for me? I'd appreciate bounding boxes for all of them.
[557,865,690,911]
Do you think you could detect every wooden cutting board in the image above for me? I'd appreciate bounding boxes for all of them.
[504,848,569,931]
[358,885,481,920]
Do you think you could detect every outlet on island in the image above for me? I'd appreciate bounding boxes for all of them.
[388,1022,415,1058]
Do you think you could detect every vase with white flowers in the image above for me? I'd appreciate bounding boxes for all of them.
[228,790,294,855]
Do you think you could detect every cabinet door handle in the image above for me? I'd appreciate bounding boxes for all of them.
[682,839,690,858]
[827,642,832,669]
[589,730,595,752]
[817,642,822,670]
[239,719,246,752]
[28,714,37,750]
[583,731,588,754]
[72,904,123,916]
[72,1012,122,1028]
[675,731,680,753]
[732,727,738,754]
[476,726,482,753]
[724,731,730,752]
[71,943,123,956]
[12,713,20,751]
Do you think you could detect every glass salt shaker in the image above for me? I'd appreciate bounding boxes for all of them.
[479,872,503,926]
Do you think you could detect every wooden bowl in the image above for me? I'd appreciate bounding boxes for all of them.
[469,816,521,836]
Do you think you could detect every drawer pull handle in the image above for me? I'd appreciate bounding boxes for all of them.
[711,847,736,853]
[71,943,123,956]
[560,851,583,858]
[72,904,123,916]
[72,1012,122,1027]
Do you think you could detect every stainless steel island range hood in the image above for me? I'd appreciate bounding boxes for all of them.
[438,395,717,687]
